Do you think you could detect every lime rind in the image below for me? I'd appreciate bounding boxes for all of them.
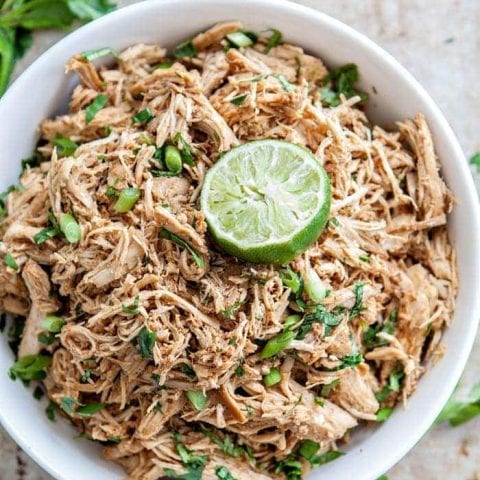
[201,140,331,264]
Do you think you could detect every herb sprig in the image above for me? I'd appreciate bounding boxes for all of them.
[0,0,116,97]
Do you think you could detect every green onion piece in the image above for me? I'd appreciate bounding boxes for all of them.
[304,266,328,303]
[52,135,78,157]
[179,363,197,380]
[226,31,254,48]
[9,355,52,381]
[186,390,208,411]
[173,132,196,166]
[45,402,56,421]
[77,402,105,417]
[59,213,81,243]
[85,94,108,123]
[215,466,236,480]
[132,108,154,124]
[263,367,282,387]
[173,40,197,58]
[3,252,18,271]
[271,73,293,92]
[41,314,65,333]
[164,145,183,173]
[81,47,118,62]
[260,331,295,359]
[155,61,174,69]
[230,94,247,105]
[138,326,156,359]
[114,187,140,213]
[299,439,320,460]
[376,407,393,422]
[283,314,301,331]
[310,450,344,467]
[264,28,282,53]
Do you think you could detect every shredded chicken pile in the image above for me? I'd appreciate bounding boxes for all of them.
[0,22,456,480]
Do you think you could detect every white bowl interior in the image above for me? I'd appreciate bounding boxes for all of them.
[0,1,479,480]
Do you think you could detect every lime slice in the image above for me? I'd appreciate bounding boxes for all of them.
[200,140,331,264]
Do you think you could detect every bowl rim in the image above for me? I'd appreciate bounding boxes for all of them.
[0,0,479,479]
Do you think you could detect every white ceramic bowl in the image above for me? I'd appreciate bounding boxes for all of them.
[0,1,479,479]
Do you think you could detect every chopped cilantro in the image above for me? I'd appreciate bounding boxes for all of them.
[137,326,156,359]
[320,63,368,107]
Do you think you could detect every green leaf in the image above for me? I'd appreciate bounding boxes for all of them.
[296,305,341,340]
[0,27,15,97]
[274,457,303,480]
[201,428,246,458]
[60,396,77,415]
[45,401,56,421]
[13,0,75,30]
[160,228,204,269]
[3,252,18,270]
[41,314,65,333]
[9,354,51,381]
[280,268,303,294]
[215,466,236,480]
[350,282,365,318]
[179,363,196,380]
[13,27,32,59]
[260,330,295,359]
[66,0,115,21]
[469,152,480,173]
[173,132,196,166]
[363,308,397,349]
[264,28,282,53]
[436,382,480,426]
[339,352,363,369]
[221,301,243,319]
[77,402,104,417]
[52,134,78,157]
[122,295,140,314]
[186,390,208,411]
[34,208,61,245]
[298,439,319,460]
[85,93,108,123]
[33,385,44,400]
[132,107,154,124]
[173,40,197,59]
[320,63,368,107]
[230,94,247,105]
[137,326,156,359]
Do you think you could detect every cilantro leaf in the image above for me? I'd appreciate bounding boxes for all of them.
[137,326,156,359]
[469,152,480,173]
[436,382,480,426]
[320,63,368,107]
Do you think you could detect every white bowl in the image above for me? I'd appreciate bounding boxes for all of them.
[0,1,479,479]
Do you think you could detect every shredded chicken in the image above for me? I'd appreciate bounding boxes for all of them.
[0,22,456,480]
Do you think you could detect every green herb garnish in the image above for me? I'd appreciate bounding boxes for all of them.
[9,354,51,381]
[186,390,208,411]
[59,213,81,243]
[173,132,196,166]
[3,252,18,270]
[320,63,368,107]
[296,305,341,339]
[81,47,118,62]
[132,108,154,124]
[41,314,65,333]
[179,363,196,380]
[137,326,156,359]
[60,396,77,415]
[122,295,140,314]
[260,330,295,359]
[263,367,282,387]
[376,407,393,422]
[114,187,140,213]
[225,31,255,48]
[222,301,243,319]
[271,72,293,92]
[85,93,108,123]
[34,209,61,245]
[215,466,236,480]
[230,94,247,105]
[436,382,480,426]
[160,228,204,269]
[52,135,78,157]
[469,152,480,173]
[173,40,197,59]
[264,28,282,53]
[363,308,397,349]
[77,402,105,417]
[349,282,365,318]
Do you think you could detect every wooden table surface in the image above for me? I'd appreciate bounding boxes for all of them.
[1,1,479,479]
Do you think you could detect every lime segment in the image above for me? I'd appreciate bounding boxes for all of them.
[200,140,331,264]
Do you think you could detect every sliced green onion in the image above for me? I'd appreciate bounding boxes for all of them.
[52,135,78,157]
[304,266,328,303]
[9,355,52,381]
[132,108,154,124]
[299,439,320,460]
[280,268,302,293]
[186,390,208,410]
[173,40,197,58]
[60,396,77,415]
[283,314,301,331]
[114,187,140,213]
[264,28,282,53]
[77,402,105,417]
[226,31,254,48]
[164,145,183,173]
[263,367,282,387]
[81,47,118,62]
[4,252,18,271]
[260,331,295,359]
[59,213,81,243]
[271,73,293,92]
[85,94,108,123]
[154,61,174,69]
[376,407,393,422]
[41,314,65,333]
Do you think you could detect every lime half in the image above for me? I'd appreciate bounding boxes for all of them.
[200,140,331,264]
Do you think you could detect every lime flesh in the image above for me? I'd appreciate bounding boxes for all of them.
[200,140,331,264]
